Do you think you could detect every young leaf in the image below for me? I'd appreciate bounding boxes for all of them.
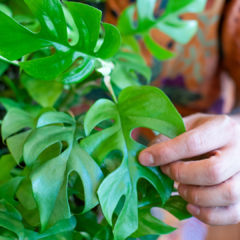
[110,51,151,90]
[23,111,104,231]
[81,86,185,240]
[117,0,207,59]
[0,0,121,84]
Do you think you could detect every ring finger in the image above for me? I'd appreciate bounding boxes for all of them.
[178,172,240,207]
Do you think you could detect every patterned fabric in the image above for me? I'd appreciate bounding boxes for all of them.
[103,0,236,116]
[71,0,240,118]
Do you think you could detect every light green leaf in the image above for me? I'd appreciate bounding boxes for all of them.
[118,0,207,59]
[81,86,185,240]
[0,177,24,206]
[1,108,35,142]
[0,155,16,185]
[21,73,63,108]
[111,51,151,90]
[0,199,22,221]
[16,178,37,211]
[7,131,32,164]
[23,112,104,231]
[0,212,24,240]
[0,0,121,84]
[0,3,12,17]
[0,98,21,112]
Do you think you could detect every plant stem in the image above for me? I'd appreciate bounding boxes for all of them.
[104,76,118,104]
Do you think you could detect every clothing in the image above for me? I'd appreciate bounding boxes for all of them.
[103,0,236,116]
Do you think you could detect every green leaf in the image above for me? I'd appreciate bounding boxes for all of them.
[39,231,83,240]
[0,3,12,17]
[0,199,22,221]
[131,206,176,238]
[23,111,104,231]
[0,60,9,77]
[75,212,102,237]
[0,0,121,84]
[7,131,32,164]
[24,216,78,240]
[16,178,37,211]
[0,154,16,185]
[1,108,35,142]
[93,225,114,240]
[162,196,192,220]
[0,98,21,111]
[110,51,151,90]
[21,73,63,108]
[156,0,207,44]
[81,86,185,240]
[0,209,25,240]
[121,36,140,53]
[1,108,36,165]
[117,0,207,59]
[0,177,24,206]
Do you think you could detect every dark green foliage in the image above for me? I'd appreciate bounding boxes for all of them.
[0,0,204,239]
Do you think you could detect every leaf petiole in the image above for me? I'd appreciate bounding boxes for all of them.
[104,76,118,104]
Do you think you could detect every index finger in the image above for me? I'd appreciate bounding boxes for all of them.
[138,116,233,166]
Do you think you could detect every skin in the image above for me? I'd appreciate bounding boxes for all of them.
[138,113,240,226]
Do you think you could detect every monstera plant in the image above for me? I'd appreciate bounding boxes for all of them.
[0,0,206,239]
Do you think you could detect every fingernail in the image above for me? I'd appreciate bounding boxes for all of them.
[184,188,188,198]
[161,165,170,176]
[187,204,200,216]
[178,184,188,199]
[139,152,154,166]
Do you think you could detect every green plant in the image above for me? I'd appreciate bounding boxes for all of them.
[0,0,206,239]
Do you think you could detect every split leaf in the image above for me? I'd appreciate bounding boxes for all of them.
[81,86,185,240]
[23,111,104,231]
[111,51,151,90]
[118,0,207,59]
[0,0,121,84]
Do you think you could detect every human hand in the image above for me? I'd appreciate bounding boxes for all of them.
[139,113,240,225]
